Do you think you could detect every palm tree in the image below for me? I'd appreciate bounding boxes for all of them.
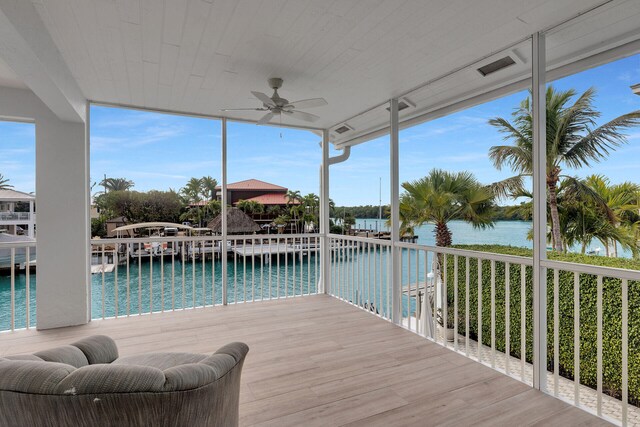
[402,169,495,247]
[236,200,264,215]
[584,175,640,256]
[489,86,640,252]
[302,193,320,230]
[286,190,302,233]
[100,177,134,192]
[181,177,203,204]
[200,176,218,201]
[0,174,13,190]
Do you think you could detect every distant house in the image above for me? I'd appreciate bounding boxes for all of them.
[105,216,128,237]
[0,189,36,237]
[215,179,299,208]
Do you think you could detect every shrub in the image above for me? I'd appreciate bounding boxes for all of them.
[444,244,640,405]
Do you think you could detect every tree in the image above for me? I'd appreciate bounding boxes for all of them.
[181,177,203,204]
[99,177,134,192]
[489,86,640,252]
[301,193,320,231]
[286,190,302,233]
[98,190,182,224]
[0,174,13,190]
[200,176,218,201]
[236,200,264,215]
[342,214,356,234]
[266,205,281,217]
[401,169,495,247]
[583,175,640,256]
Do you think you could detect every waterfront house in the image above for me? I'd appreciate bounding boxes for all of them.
[0,189,35,238]
[216,179,298,208]
[0,1,638,425]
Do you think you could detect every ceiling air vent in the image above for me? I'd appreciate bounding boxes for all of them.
[386,97,416,112]
[334,124,353,134]
[477,56,516,76]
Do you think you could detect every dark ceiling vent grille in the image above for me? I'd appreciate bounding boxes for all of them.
[335,125,352,134]
[477,56,516,76]
[385,98,415,112]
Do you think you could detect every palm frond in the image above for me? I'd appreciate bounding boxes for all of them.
[563,111,640,168]
[489,175,526,200]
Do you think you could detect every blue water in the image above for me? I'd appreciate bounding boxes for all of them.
[1,254,319,331]
[354,218,632,256]
[90,255,319,319]
[0,220,628,331]
[355,218,533,247]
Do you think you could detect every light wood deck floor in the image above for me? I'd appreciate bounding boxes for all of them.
[0,295,609,426]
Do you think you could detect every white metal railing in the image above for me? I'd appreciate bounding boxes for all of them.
[394,241,534,384]
[327,235,640,426]
[541,259,640,425]
[328,234,393,320]
[6,230,640,424]
[89,234,320,320]
[0,212,32,222]
[0,241,36,331]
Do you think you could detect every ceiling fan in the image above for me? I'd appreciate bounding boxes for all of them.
[221,78,327,125]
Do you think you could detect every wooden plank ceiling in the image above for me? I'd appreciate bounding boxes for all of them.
[19,0,640,142]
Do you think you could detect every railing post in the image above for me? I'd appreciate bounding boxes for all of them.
[532,32,547,391]
[390,98,401,324]
[221,117,228,305]
[320,128,330,294]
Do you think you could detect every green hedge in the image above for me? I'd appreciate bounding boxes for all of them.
[444,245,640,405]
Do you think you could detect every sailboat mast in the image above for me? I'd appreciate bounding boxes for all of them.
[378,177,382,220]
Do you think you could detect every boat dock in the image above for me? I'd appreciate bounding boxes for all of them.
[91,263,115,274]
[232,242,319,258]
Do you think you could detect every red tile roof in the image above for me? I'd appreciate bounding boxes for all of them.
[216,179,287,191]
[240,193,299,205]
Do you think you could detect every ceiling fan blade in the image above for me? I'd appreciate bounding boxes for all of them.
[285,98,328,109]
[251,91,276,107]
[282,110,320,123]
[257,112,275,125]
[220,108,268,111]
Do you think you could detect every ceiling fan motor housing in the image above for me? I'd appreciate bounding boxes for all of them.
[268,77,283,89]
[267,78,288,107]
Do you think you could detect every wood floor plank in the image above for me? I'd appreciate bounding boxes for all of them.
[0,295,610,426]
[254,387,409,427]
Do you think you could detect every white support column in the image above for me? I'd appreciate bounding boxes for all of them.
[320,129,330,294]
[36,110,89,328]
[221,117,228,305]
[390,98,401,324]
[532,32,547,391]
[0,87,89,329]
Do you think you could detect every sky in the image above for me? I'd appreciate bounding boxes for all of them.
[1,53,639,205]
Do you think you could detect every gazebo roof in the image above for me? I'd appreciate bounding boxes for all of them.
[207,208,260,234]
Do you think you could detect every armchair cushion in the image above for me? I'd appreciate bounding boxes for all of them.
[71,335,119,364]
[34,345,89,368]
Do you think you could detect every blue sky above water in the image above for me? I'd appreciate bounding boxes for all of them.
[1,54,639,205]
